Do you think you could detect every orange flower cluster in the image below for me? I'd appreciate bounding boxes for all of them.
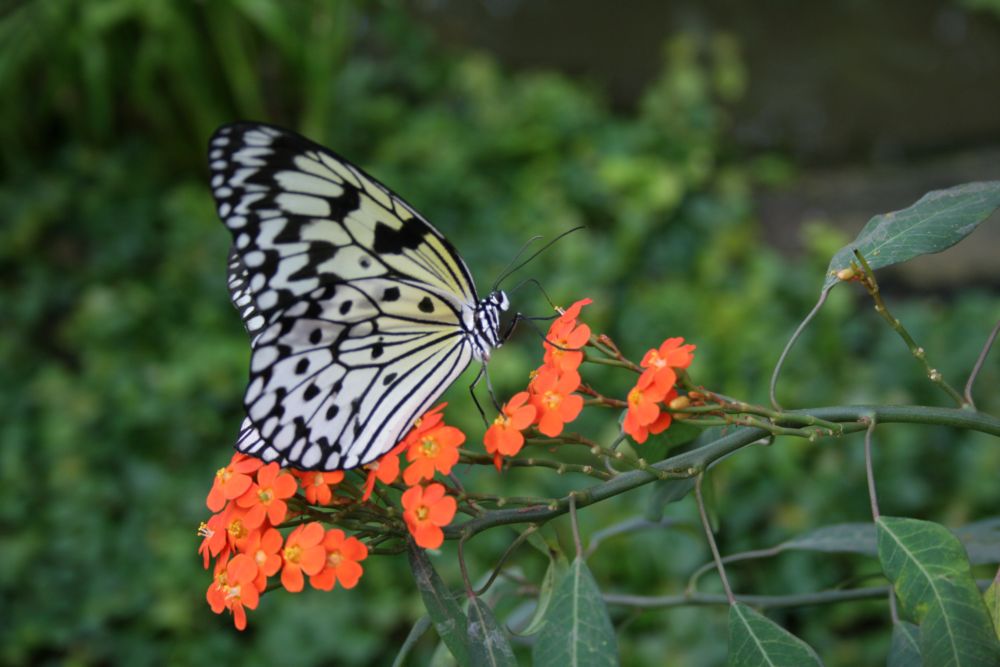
[359,403,461,549]
[199,454,366,630]
[484,298,592,468]
[623,337,696,443]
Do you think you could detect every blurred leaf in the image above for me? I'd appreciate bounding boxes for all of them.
[520,558,562,636]
[887,622,921,667]
[467,596,518,667]
[825,181,1000,288]
[727,602,823,666]
[646,478,697,522]
[407,542,471,667]
[533,557,619,666]
[393,615,433,667]
[985,570,1000,640]
[877,516,1000,665]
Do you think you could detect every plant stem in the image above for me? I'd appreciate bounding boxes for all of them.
[695,475,735,605]
[964,317,1000,409]
[854,250,967,407]
[864,416,880,521]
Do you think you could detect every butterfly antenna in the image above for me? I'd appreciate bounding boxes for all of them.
[508,277,557,311]
[491,235,543,292]
[492,226,585,291]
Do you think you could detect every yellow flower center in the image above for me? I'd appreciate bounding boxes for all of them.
[228,519,247,541]
[197,521,212,538]
[216,467,230,482]
[543,390,562,410]
[419,436,439,458]
[492,414,511,428]
[258,487,274,505]
[254,549,267,567]
[226,584,242,600]
[284,544,302,564]
[416,505,430,522]
[327,550,344,568]
[628,387,643,407]
[311,474,324,488]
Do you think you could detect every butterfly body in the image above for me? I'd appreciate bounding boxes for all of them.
[209,123,508,470]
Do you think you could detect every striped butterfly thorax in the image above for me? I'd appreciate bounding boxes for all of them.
[209,123,509,470]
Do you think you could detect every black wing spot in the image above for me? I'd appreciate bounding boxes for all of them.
[325,403,339,420]
[303,384,320,401]
[371,342,384,359]
[382,287,400,302]
[359,257,371,269]
[418,296,434,313]
[373,219,426,254]
[331,379,343,395]
[309,328,322,344]
[295,358,310,375]
[339,300,352,315]
[383,372,397,386]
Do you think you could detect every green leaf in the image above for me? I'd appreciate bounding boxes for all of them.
[533,557,619,666]
[824,181,1000,289]
[727,602,823,666]
[888,622,921,667]
[520,557,562,636]
[467,596,518,667]
[646,478,697,521]
[877,516,1000,666]
[985,570,1000,640]
[407,541,471,667]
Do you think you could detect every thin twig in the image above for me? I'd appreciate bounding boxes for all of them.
[569,493,583,557]
[964,317,1000,410]
[770,284,833,410]
[853,249,967,407]
[473,525,539,596]
[864,416,880,521]
[694,475,734,605]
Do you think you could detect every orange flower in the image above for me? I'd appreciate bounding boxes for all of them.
[310,529,369,591]
[529,367,584,437]
[641,337,696,390]
[484,392,536,458]
[623,374,677,444]
[402,483,456,550]
[206,552,231,614]
[543,298,592,373]
[361,440,407,501]
[223,553,260,631]
[402,424,465,486]
[294,470,344,505]
[362,403,449,500]
[207,453,263,512]
[281,522,327,592]
[215,502,252,551]
[198,512,229,568]
[557,298,593,323]
[544,317,591,373]
[242,527,283,591]
[237,462,298,529]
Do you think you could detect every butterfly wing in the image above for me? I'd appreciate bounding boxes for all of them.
[210,123,480,470]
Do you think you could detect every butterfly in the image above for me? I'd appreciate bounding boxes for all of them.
[209,123,510,471]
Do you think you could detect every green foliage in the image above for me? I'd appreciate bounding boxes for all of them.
[877,517,1000,665]
[533,557,619,667]
[825,181,1000,288]
[727,603,823,666]
[2,1,998,665]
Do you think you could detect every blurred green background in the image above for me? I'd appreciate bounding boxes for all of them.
[2,1,999,665]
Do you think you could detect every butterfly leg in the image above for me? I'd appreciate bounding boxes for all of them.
[467,361,501,428]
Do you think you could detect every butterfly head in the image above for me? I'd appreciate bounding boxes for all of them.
[470,290,510,361]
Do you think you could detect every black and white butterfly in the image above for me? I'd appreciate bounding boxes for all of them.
[209,123,510,471]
